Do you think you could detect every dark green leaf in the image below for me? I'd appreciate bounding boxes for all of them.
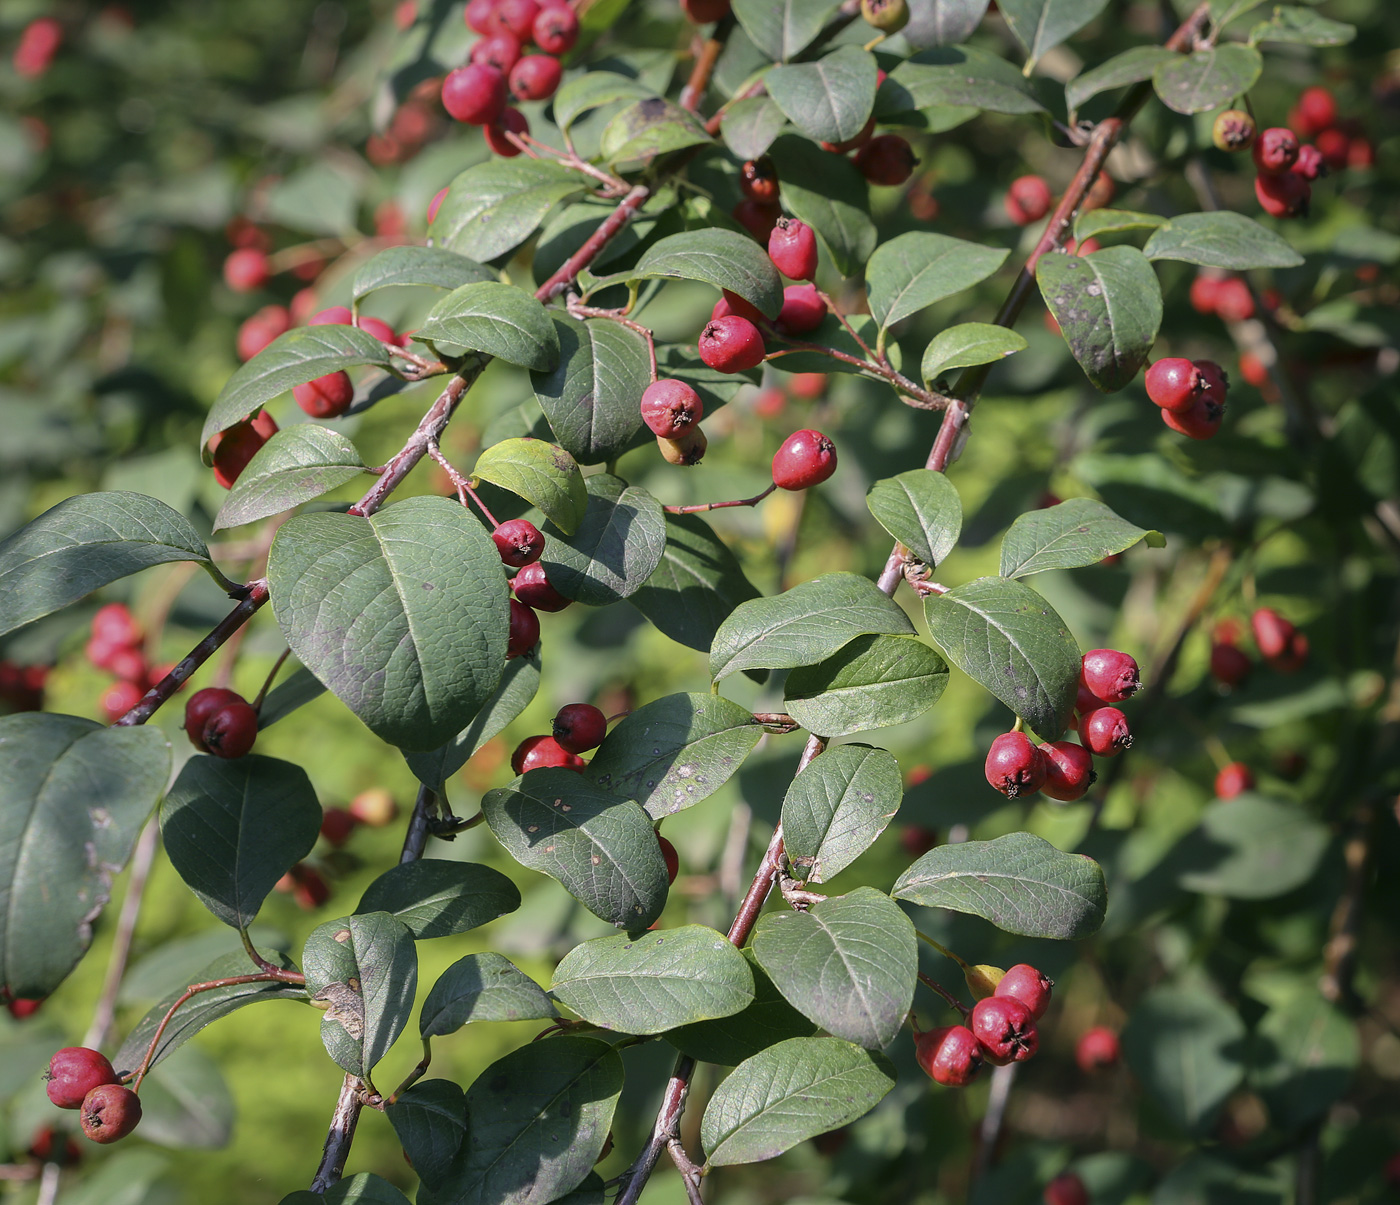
[351,246,495,301]
[766,135,876,276]
[138,1046,235,1149]
[631,230,784,319]
[416,282,559,372]
[700,1037,896,1167]
[920,323,1027,385]
[1065,45,1177,113]
[431,159,587,264]
[323,1174,413,1205]
[997,0,1110,64]
[585,692,762,819]
[554,72,657,132]
[266,497,510,752]
[0,715,170,997]
[892,831,1107,939]
[0,492,221,636]
[1037,246,1162,392]
[387,1081,468,1192]
[1142,211,1305,270]
[214,427,368,531]
[765,46,878,145]
[667,950,817,1064]
[1074,207,1168,240]
[1173,795,1329,900]
[472,438,588,534]
[599,98,712,164]
[354,860,520,939]
[303,912,418,1080]
[420,953,558,1037]
[867,232,1008,330]
[710,572,916,682]
[751,887,916,1050]
[257,666,326,729]
[1249,6,1355,46]
[1250,990,1358,1129]
[482,768,670,929]
[1152,45,1263,115]
[719,97,787,160]
[865,468,962,566]
[733,0,842,60]
[877,46,1046,117]
[538,474,667,605]
[1074,452,1228,539]
[999,497,1163,578]
[782,744,903,881]
[161,754,321,931]
[784,636,947,739]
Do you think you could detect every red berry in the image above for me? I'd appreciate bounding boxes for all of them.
[768,218,818,281]
[1254,170,1310,219]
[79,1084,142,1144]
[13,17,63,78]
[1316,127,1350,170]
[915,1024,985,1087]
[772,428,837,490]
[27,1125,81,1166]
[237,304,291,361]
[349,788,398,827]
[1080,649,1140,703]
[489,0,539,38]
[1293,144,1326,182]
[184,688,242,751]
[1044,1171,1089,1205]
[1290,86,1337,137]
[698,316,765,373]
[107,646,148,684]
[853,134,917,186]
[465,0,499,34]
[1161,391,1225,440]
[713,289,764,323]
[471,32,523,73]
[512,561,571,612]
[210,410,279,489]
[511,734,586,774]
[320,807,359,847]
[899,824,939,858]
[358,315,402,346]
[739,157,779,204]
[291,863,332,910]
[1250,607,1295,660]
[46,1048,120,1110]
[492,519,545,567]
[1144,358,1201,413]
[7,996,43,1019]
[1075,683,1106,716]
[994,964,1053,1019]
[223,248,270,293]
[509,55,562,103]
[820,116,875,154]
[309,305,353,327]
[1078,707,1131,757]
[1075,1025,1121,1072]
[788,372,827,399]
[1210,642,1252,688]
[553,702,608,753]
[532,4,578,54]
[1252,127,1300,174]
[92,602,141,647]
[969,995,1038,1065]
[1215,761,1254,799]
[658,833,680,884]
[293,370,355,419]
[732,198,781,242]
[483,106,530,156]
[202,701,259,759]
[507,598,540,659]
[775,283,826,335]
[1347,136,1374,170]
[1039,741,1096,802]
[1083,170,1115,211]
[427,186,449,224]
[101,680,145,723]
[984,731,1047,798]
[681,0,731,22]
[1189,272,1224,315]
[442,63,507,125]
[1005,175,1053,225]
[1214,278,1255,323]
[1270,629,1309,673]
[640,379,704,439]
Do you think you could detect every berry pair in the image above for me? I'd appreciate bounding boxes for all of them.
[184,687,259,759]
[45,1049,142,1145]
[915,964,1051,1086]
[509,703,608,774]
[1250,127,1314,219]
[1144,357,1228,440]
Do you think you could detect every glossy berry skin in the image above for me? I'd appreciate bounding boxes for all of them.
[1039,741,1096,802]
[1078,707,1132,757]
[1293,144,1326,182]
[1076,1025,1121,1072]
[1144,358,1201,413]
[202,700,259,759]
[853,134,916,186]
[1210,641,1252,688]
[532,5,578,54]
[513,562,571,612]
[320,807,358,847]
[1255,170,1310,219]
[1162,391,1225,440]
[658,834,680,884]
[223,248,270,293]
[237,304,291,361]
[46,1048,120,1110]
[507,599,540,659]
[1005,175,1052,225]
[492,519,545,567]
[713,289,764,323]
[358,315,401,346]
[465,0,498,33]
[995,964,1053,1020]
[93,602,141,647]
[210,410,278,489]
[1253,127,1300,174]
[733,198,782,242]
[509,55,562,103]
[79,1084,142,1144]
[698,316,765,373]
[1212,108,1257,153]
[1081,649,1140,703]
[294,371,355,419]
[681,0,731,23]
[553,703,608,754]
[511,734,585,774]
[1044,1172,1090,1205]
[1250,607,1295,660]
[13,17,63,77]
[915,1025,985,1087]
[776,284,826,335]
[657,426,708,466]
[1215,761,1254,799]
[184,687,242,751]
[310,305,353,327]
[489,0,540,39]
[441,63,507,126]
[970,995,1039,1066]
[640,379,704,438]
[739,157,779,204]
[984,731,1047,798]
[772,429,837,490]
[484,106,530,157]
[470,32,523,74]
[768,218,818,281]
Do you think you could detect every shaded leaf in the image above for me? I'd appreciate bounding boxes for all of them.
[920,323,1027,385]
[720,97,787,160]
[1173,795,1329,900]
[998,0,1111,64]
[323,1174,413,1205]
[783,744,903,881]
[138,1046,235,1150]
[416,282,559,372]
[999,497,1163,578]
[868,232,1008,330]
[765,46,879,145]
[472,438,588,535]
[431,159,587,264]
[631,229,784,319]
[784,636,948,740]
[387,1081,468,1192]
[355,859,520,939]
[351,246,495,301]
[599,98,712,164]
[420,953,558,1037]
[1250,990,1358,1129]
[1152,45,1263,115]
[1249,6,1355,46]
[866,468,962,566]
[667,950,818,1065]
[1065,45,1176,113]
[531,315,650,466]
[257,666,326,730]
[214,427,368,531]
[1142,211,1304,270]
[554,72,656,132]
[733,0,843,60]
[910,0,992,46]
[538,474,667,605]
[877,45,1046,117]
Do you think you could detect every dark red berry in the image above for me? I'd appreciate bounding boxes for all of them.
[46,1048,120,1110]
[1293,144,1326,182]
[1215,761,1254,799]
[1078,707,1131,757]
[27,1126,81,1166]
[184,687,242,752]
[1005,175,1052,225]
[489,0,539,39]
[1210,641,1251,688]
[713,289,764,323]
[484,106,530,156]
[1145,358,1202,413]
[508,54,562,103]
[291,863,331,910]
[659,833,679,884]
[1075,1025,1121,1072]
[319,807,358,847]
[1270,629,1309,673]
[1317,127,1350,170]
[1254,170,1310,219]
[223,248,270,293]
[739,157,779,204]
[358,315,401,347]
[493,519,545,567]
[698,316,765,373]
[772,428,837,490]
[7,996,43,1019]
[512,561,571,612]
[994,964,1053,1020]
[640,379,704,438]
[768,218,818,281]
[1252,126,1300,174]
[101,681,145,723]
[294,370,355,419]
[210,411,278,489]
[1161,392,1225,439]
[1080,649,1140,703]
[202,701,259,759]
[914,1024,985,1087]
[681,0,731,23]
[553,702,607,754]
[970,995,1038,1066]
[732,198,782,242]
[1290,86,1336,137]
[1039,741,1096,802]
[442,63,507,125]
[1044,1171,1090,1205]
[775,283,825,335]
[532,4,578,54]
[853,134,916,186]
[511,734,586,774]
[507,599,541,658]
[820,115,875,154]
[470,32,523,73]
[79,1084,142,1144]
[984,731,1046,798]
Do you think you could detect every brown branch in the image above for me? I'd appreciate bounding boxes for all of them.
[311,1073,367,1194]
[765,336,948,410]
[536,184,651,303]
[680,15,734,113]
[917,970,970,1020]
[665,483,777,514]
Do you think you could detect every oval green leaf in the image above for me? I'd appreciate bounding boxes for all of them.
[868,232,1008,330]
[420,953,558,1037]
[998,0,1111,64]
[719,96,787,160]
[920,322,1027,385]
[214,426,368,531]
[1152,44,1263,115]
[354,859,520,939]
[538,473,666,605]
[782,744,903,883]
[1249,7,1355,46]
[1065,45,1178,113]
[877,46,1046,117]
[416,281,559,372]
[430,158,588,264]
[784,635,948,740]
[351,245,495,301]
[1142,211,1304,270]
[599,98,712,164]
[554,72,657,132]
[1173,795,1329,900]
[732,0,842,61]
[999,497,1163,578]
[471,437,587,535]
[386,1081,469,1193]
[666,950,817,1065]
[631,229,784,319]
[865,468,963,567]
[765,45,878,145]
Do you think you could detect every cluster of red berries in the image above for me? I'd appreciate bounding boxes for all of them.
[44,1048,141,1145]
[1188,270,1257,325]
[12,16,62,78]
[915,963,1052,1086]
[1144,356,1229,440]
[86,603,173,722]
[1290,85,1373,172]
[0,659,47,713]
[985,650,1139,801]
[183,686,259,759]
[1213,95,1353,221]
[1210,606,1309,689]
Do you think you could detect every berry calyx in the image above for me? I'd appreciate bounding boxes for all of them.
[184,687,242,751]
[1080,648,1140,702]
[698,316,766,373]
[659,833,680,884]
[640,379,704,439]
[79,1084,142,1144]
[772,428,837,490]
[1044,1171,1090,1205]
[46,1048,120,1110]
[914,1024,985,1087]
[293,370,355,419]
[739,157,779,204]
[202,700,259,759]
[1254,169,1310,219]
[1212,108,1257,153]
[441,63,507,126]
[994,964,1053,1020]
[533,4,578,54]
[1215,761,1254,799]
[223,248,270,293]
[657,426,709,466]
[1078,706,1132,757]
[1075,1025,1121,1072]
[860,0,908,32]
[1145,357,1203,414]
[209,410,279,489]
[775,283,826,335]
[984,731,1047,798]
[507,599,541,659]
[511,734,586,774]
[492,519,545,567]
[512,561,571,611]
[1252,127,1300,173]
[1039,740,1096,802]
[969,995,1039,1065]
[509,54,562,104]
[553,703,608,754]
[853,134,917,186]
[1005,175,1053,225]
[768,218,819,281]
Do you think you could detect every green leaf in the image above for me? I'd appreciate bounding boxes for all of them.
[997,0,1110,64]
[751,887,916,1050]
[1122,986,1245,1135]
[1249,6,1355,46]
[701,1037,896,1167]
[214,427,368,531]
[161,754,322,930]
[1142,211,1304,270]
[0,715,170,997]
[551,925,755,1034]
[667,950,818,1064]
[585,692,763,819]
[530,315,650,466]
[1074,452,1228,539]
[785,636,948,740]
[782,744,903,882]
[1074,207,1168,240]
[354,859,520,939]
[720,97,788,160]
[1152,44,1263,115]
[420,953,558,1037]
[631,229,784,319]
[599,98,712,164]
[877,46,1046,117]
[138,1046,235,1149]
[201,326,394,447]
[0,491,222,637]
[431,158,588,264]
[920,323,1027,385]
[303,912,418,1080]
[266,496,510,752]
[1173,795,1329,900]
[538,473,667,605]
[442,1036,622,1205]
[910,0,991,45]
[866,469,963,567]
[1064,45,1177,113]
[1037,246,1162,392]
[403,653,540,790]
[323,1175,413,1205]
[416,282,559,372]
[923,576,1080,740]
[765,46,879,146]
[257,666,326,730]
[1211,0,1268,25]
[1250,990,1358,1129]
[710,572,916,683]
[766,135,876,277]
[867,232,1008,330]
[892,831,1107,939]
[553,72,656,133]
[482,768,670,929]
[732,0,842,60]
[998,497,1163,578]
[472,438,588,535]
[351,245,495,302]
[627,512,763,655]
[386,1081,468,1193]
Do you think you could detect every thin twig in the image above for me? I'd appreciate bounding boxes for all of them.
[917,971,970,1019]
[401,784,436,864]
[664,483,776,514]
[680,15,733,112]
[765,337,948,410]
[252,647,292,711]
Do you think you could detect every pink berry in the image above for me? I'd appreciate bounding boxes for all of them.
[484,106,530,157]
[489,0,539,39]
[1289,86,1336,136]
[1039,740,1096,802]
[92,602,141,648]
[994,964,1053,1019]
[465,0,499,34]
[771,428,837,490]
[1005,175,1052,225]
[358,315,401,345]
[223,248,270,293]
[553,703,607,753]
[1144,357,1201,413]
[46,1048,120,1110]
[511,734,585,774]
[184,688,242,751]
[775,283,825,335]
[1161,392,1225,440]
[698,316,765,373]
[768,217,818,281]
[1214,277,1255,322]
[1252,127,1300,174]
[507,599,540,658]
[1293,144,1326,182]
[293,371,355,419]
[1254,169,1310,219]
[237,305,291,361]
[492,519,545,567]
[320,807,359,848]
[508,54,562,104]
[1080,649,1140,703]
[1189,272,1224,315]
[969,995,1039,1066]
[209,411,279,489]
[984,731,1046,798]
[1075,1026,1121,1072]
[441,63,507,126]
[712,289,764,323]
[640,379,704,438]
[1215,761,1254,799]
[1078,707,1131,757]
[659,833,680,884]
[470,32,522,74]
[914,1024,985,1087]
[533,4,578,54]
